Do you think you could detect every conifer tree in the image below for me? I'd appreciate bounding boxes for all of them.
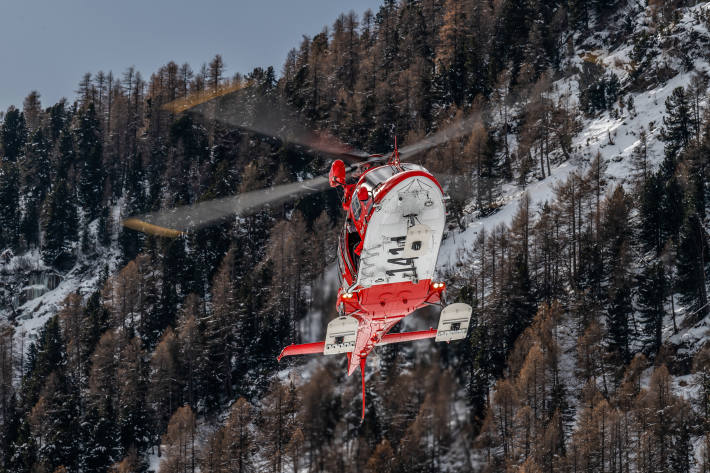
[19,316,65,411]
[569,0,590,31]
[20,128,51,247]
[257,379,299,473]
[205,250,237,402]
[693,346,710,431]
[160,405,197,473]
[117,337,150,456]
[0,323,16,467]
[661,86,692,159]
[77,103,104,221]
[501,254,536,355]
[22,91,42,133]
[82,401,121,473]
[149,327,180,439]
[0,161,20,249]
[0,107,26,163]
[636,261,667,354]
[55,125,75,181]
[606,270,633,364]
[602,186,633,364]
[676,212,709,317]
[30,373,81,472]
[87,331,121,436]
[223,397,255,473]
[639,172,665,253]
[41,180,78,269]
[670,403,694,473]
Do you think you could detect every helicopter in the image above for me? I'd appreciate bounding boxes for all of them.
[123,83,476,419]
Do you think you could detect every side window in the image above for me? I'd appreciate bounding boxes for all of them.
[351,195,361,221]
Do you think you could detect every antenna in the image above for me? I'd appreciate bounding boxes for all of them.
[360,356,367,420]
[391,135,401,167]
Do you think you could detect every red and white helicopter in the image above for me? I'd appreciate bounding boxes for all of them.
[123,85,475,419]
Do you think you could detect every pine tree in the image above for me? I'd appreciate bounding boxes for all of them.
[30,373,81,472]
[0,107,26,163]
[116,337,150,455]
[501,254,536,357]
[81,402,121,473]
[670,405,694,473]
[661,86,692,159]
[0,161,20,249]
[660,174,685,244]
[41,179,78,269]
[636,261,667,354]
[676,212,709,317]
[223,397,254,473]
[22,91,42,133]
[569,0,590,31]
[205,250,237,402]
[606,271,633,364]
[257,379,299,473]
[149,328,180,439]
[160,405,197,473]
[639,172,665,253]
[602,186,633,364]
[55,125,75,181]
[21,128,51,247]
[694,346,710,431]
[175,297,204,409]
[19,316,65,410]
[77,103,104,221]
[0,324,17,467]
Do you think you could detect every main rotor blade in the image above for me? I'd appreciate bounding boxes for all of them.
[397,113,482,162]
[165,86,370,163]
[122,174,331,236]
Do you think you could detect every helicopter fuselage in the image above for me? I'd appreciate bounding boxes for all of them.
[277,160,472,419]
[335,162,447,375]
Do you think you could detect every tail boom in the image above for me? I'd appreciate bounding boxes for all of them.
[380,328,437,345]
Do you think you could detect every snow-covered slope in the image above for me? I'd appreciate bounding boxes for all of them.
[441,2,710,282]
[436,1,710,436]
[1,209,122,347]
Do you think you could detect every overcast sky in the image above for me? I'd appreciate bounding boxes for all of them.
[0,0,383,113]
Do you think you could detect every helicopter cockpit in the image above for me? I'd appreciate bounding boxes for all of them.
[334,162,422,288]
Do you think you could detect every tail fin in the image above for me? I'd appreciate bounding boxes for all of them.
[360,355,367,420]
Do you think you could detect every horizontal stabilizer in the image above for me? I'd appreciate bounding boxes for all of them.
[277,341,325,361]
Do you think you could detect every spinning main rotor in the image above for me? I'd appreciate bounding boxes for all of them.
[122,83,480,236]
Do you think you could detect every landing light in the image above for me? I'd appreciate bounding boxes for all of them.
[342,292,355,299]
[432,282,446,290]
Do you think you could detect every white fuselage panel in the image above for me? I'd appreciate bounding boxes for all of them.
[356,174,445,288]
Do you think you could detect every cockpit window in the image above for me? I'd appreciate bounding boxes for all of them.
[364,166,397,189]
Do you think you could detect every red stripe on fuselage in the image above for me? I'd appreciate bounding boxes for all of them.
[372,170,443,204]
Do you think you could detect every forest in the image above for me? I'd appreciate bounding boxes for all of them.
[1,0,710,471]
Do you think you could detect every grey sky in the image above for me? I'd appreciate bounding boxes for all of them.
[0,0,383,113]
